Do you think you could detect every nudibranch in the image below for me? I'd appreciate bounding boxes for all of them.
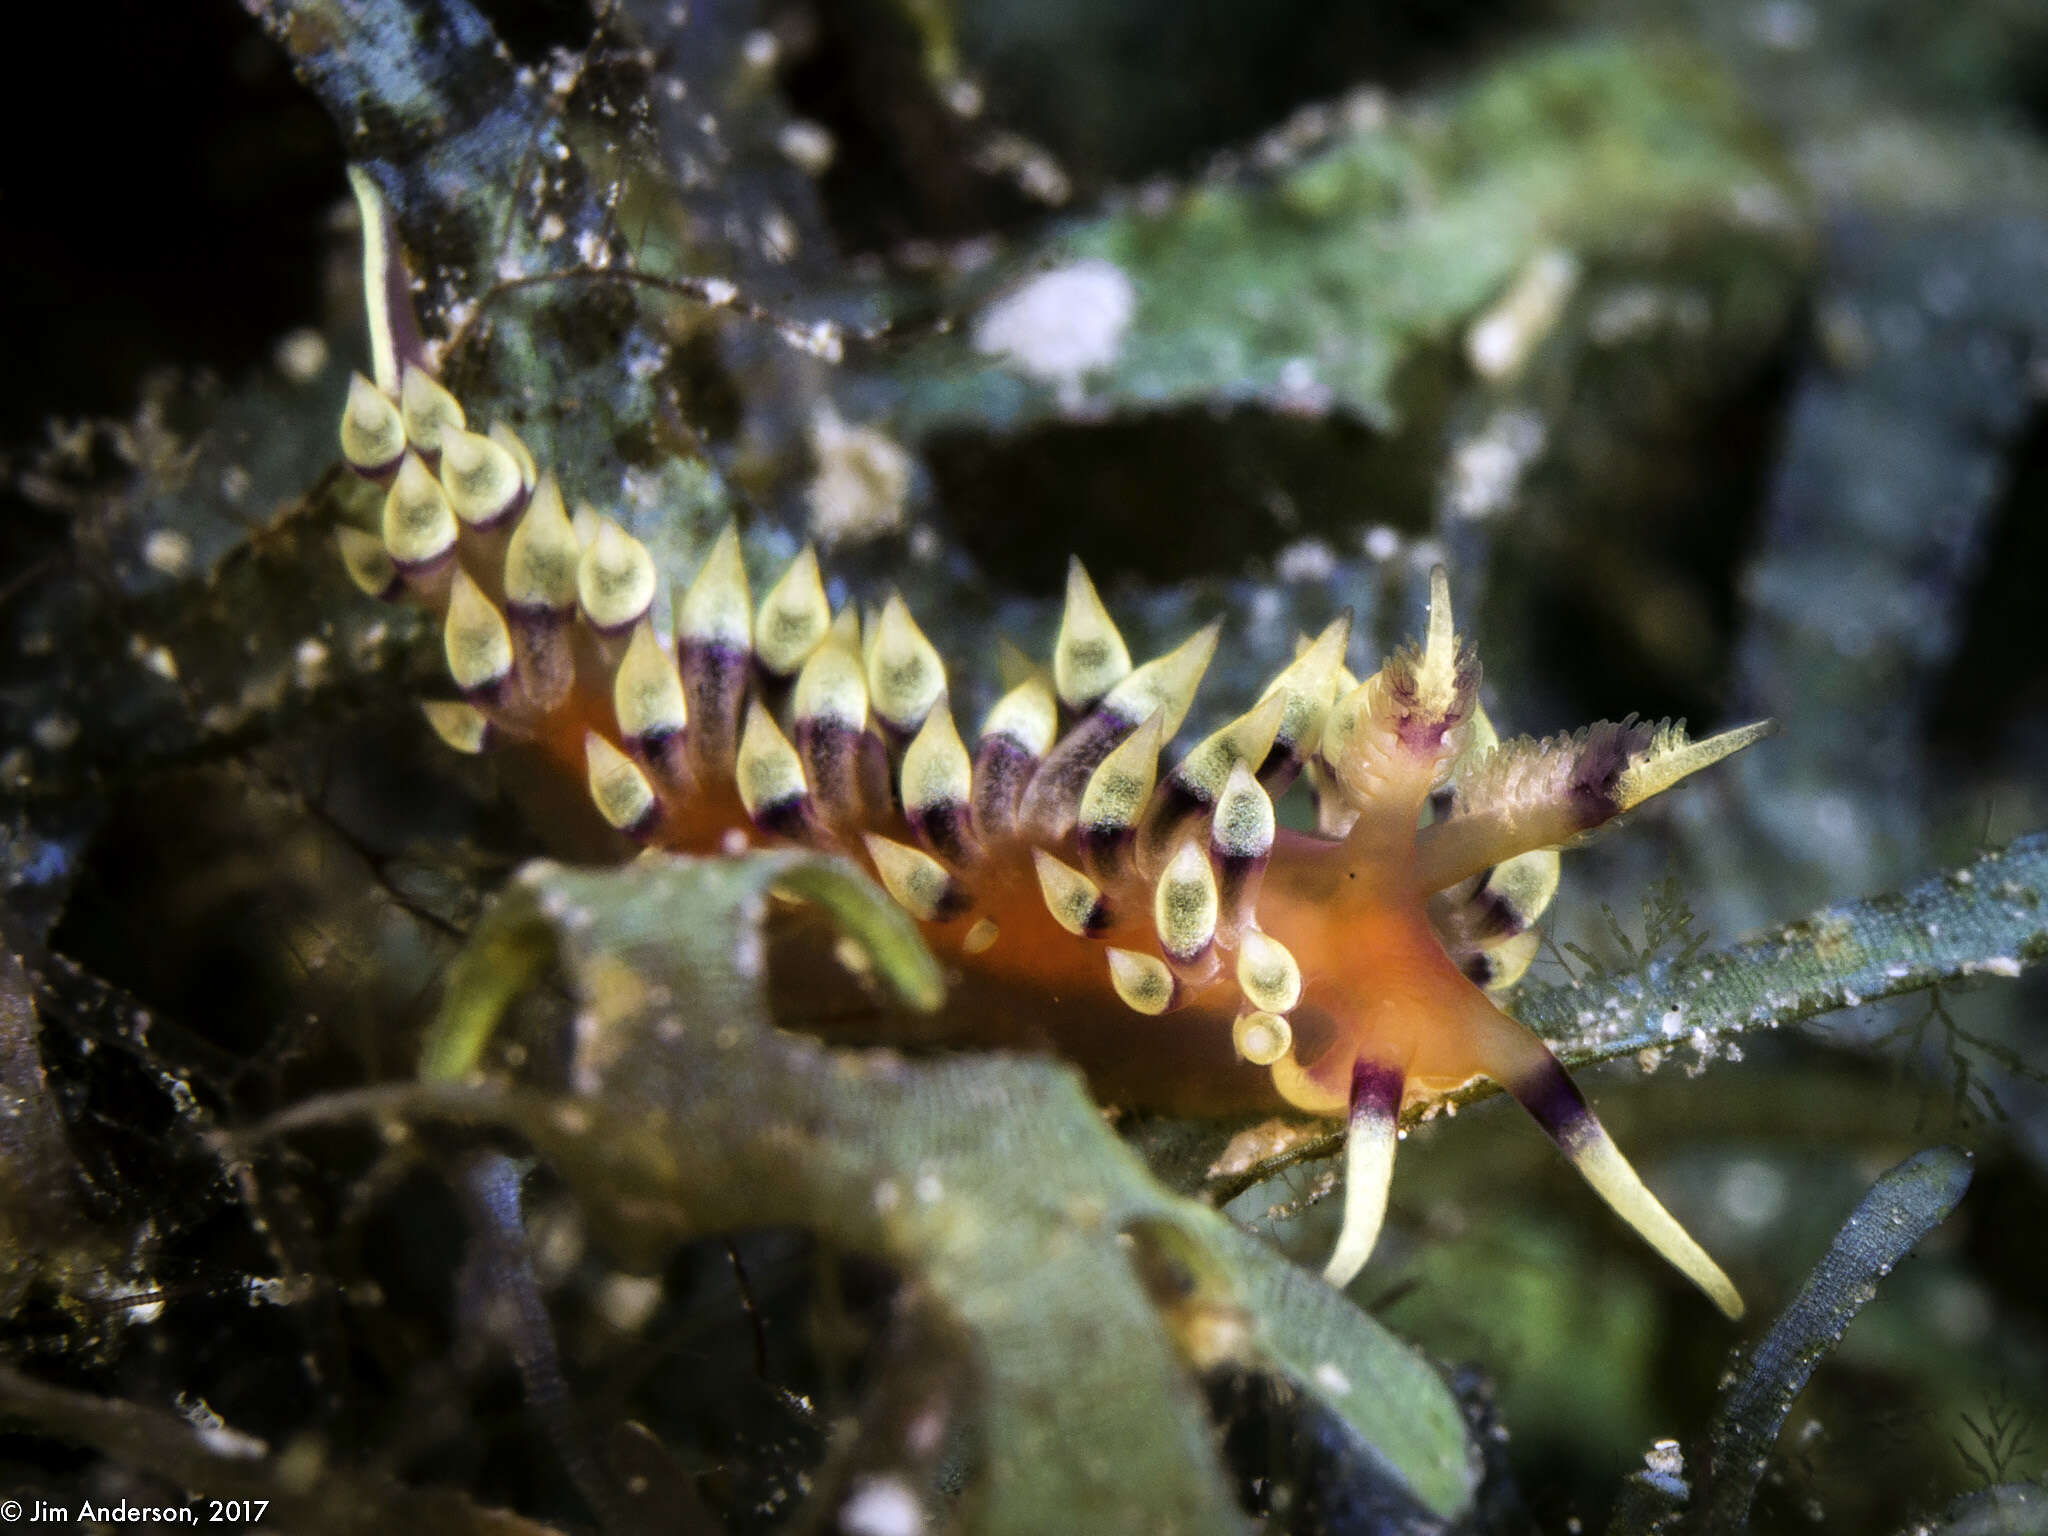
[332,171,1768,1316]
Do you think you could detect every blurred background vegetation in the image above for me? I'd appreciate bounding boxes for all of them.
[1,0,2045,1530]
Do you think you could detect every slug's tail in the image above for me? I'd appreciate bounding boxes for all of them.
[1477,1004,1744,1318]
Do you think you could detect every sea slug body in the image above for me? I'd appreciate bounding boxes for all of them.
[334,171,1768,1316]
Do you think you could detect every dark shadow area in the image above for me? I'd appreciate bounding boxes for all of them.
[0,0,342,449]
[926,399,1440,595]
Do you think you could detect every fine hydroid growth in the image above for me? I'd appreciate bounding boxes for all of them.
[334,169,1769,1316]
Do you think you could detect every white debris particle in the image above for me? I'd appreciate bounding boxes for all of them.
[535,212,567,244]
[1362,525,1402,563]
[32,713,79,752]
[1642,1437,1688,1496]
[1271,355,1331,414]
[102,1278,166,1324]
[797,318,844,362]
[1963,956,2022,978]
[1466,248,1580,380]
[1659,1008,1686,1038]
[196,1421,270,1461]
[595,1273,665,1333]
[972,258,1136,404]
[176,1394,267,1459]
[807,406,911,546]
[873,1179,903,1214]
[131,637,179,681]
[1313,1362,1352,1396]
[142,527,193,577]
[294,637,331,689]
[1206,1118,1324,1179]
[220,464,253,504]
[841,1476,920,1536]
[741,29,778,69]
[546,47,585,96]
[700,277,738,308]
[913,1171,944,1204]
[552,1103,592,1135]
[945,77,984,117]
[973,129,1072,207]
[777,119,836,176]
[760,208,800,263]
[1718,1158,1788,1228]
[1015,149,1071,206]
[1276,538,1336,583]
[1442,409,1545,521]
[1406,537,1447,575]
[274,327,330,383]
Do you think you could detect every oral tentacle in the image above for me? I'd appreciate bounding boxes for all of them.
[1411,717,1775,894]
[1487,1012,1744,1318]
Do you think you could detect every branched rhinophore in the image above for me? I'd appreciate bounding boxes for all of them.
[332,172,1771,1315]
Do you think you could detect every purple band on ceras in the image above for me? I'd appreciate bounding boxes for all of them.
[969,734,1037,845]
[682,641,750,777]
[505,601,576,712]
[796,717,870,826]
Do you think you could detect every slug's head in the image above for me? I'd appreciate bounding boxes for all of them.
[1320,567,1479,820]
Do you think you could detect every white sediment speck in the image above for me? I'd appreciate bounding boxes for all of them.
[777,119,835,176]
[1276,538,1336,583]
[1466,248,1579,380]
[1443,409,1545,521]
[142,528,193,577]
[1362,525,1402,562]
[1718,1158,1788,1228]
[806,406,911,546]
[595,1273,665,1333]
[274,328,330,383]
[973,258,1136,405]
[294,637,331,689]
[32,713,79,752]
[841,1477,920,1536]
